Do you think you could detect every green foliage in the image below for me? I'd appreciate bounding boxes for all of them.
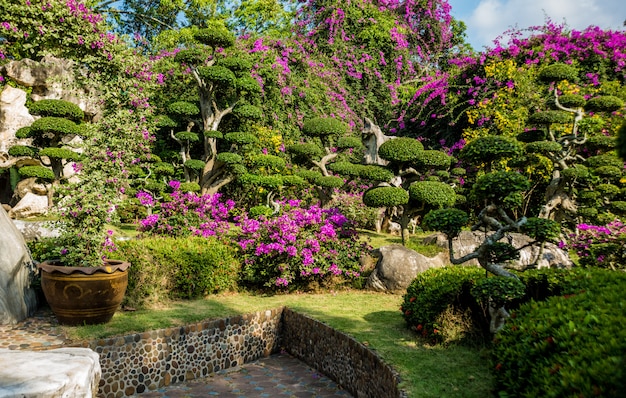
[8,145,36,157]
[610,200,626,214]
[204,130,224,139]
[287,143,323,159]
[486,242,520,263]
[618,121,626,162]
[18,165,54,180]
[586,135,616,151]
[250,154,286,170]
[316,175,344,188]
[527,110,571,125]
[173,48,207,65]
[521,217,560,242]
[240,173,283,189]
[336,136,364,150]
[179,182,201,192]
[327,161,360,177]
[561,164,590,180]
[471,171,530,203]
[248,205,274,218]
[167,101,200,117]
[29,117,81,137]
[516,129,546,143]
[524,141,562,155]
[557,94,586,108]
[459,136,522,165]
[197,66,237,87]
[362,186,409,208]
[408,181,456,208]
[597,183,621,198]
[28,99,84,121]
[224,132,258,145]
[584,95,624,112]
[194,25,235,48]
[15,127,32,139]
[156,115,178,128]
[423,208,469,238]
[152,162,176,176]
[357,165,395,182]
[218,57,253,72]
[233,104,263,119]
[117,237,240,306]
[538,63,579,83]
[492,270,626,398]
[281,175,306,187]
[414,150,452,168]
[378,137,424,163]
[38,147,82,161]
[296,169,323,182]
[175,131,200,142]
[184,159,206,171]
[594,165,623,182]
[216,152,243,164]
[584,153,624,169]
[301,117,348,137]
[235,78,262,94]
[471,277,525,308]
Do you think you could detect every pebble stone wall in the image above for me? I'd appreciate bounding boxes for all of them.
[72,306,405,398]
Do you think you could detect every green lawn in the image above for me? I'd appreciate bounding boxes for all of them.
[65,290,494,397]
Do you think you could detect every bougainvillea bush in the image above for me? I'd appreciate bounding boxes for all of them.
[236,200,371,290]
[136,181,235,238]
[562,219,626,269]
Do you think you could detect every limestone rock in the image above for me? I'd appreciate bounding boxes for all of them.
[0,206,38,324]
[0,347,101,398]
[8,192,48,219]
[424,231,573,269]
[0,86,34,153]
[366,245,446,293]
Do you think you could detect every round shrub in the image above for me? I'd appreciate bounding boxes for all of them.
[516,129,546,143]
[184,159,206,171]
[594,165,623,182]
[175,131,200,142]
[15,126,32,139]
[233,104,263,119]
[194,26,235,48]
[363,186,409,208]
[38,147,81,161]
[423,208,468,238]
[224,132,258,145]
[492,270,626,398]
[197,66,236,87]
[179,182,201,192]
[29,117,81,137]
[525,141,562,155]
[28,99,84,121]
[585,153,624,169]
[302,117,348,137]
[538,63,579,83]
[288,143,323,159]
[557,94,586,108]
[174,48,207,65]
[217,152,243,165]
[414,150,452,168]
[527,110,571,125]
[521,217,561,242]
[471,171,530,203]
[8,145,36,157]
[584,95,624,113]
[357,165,394,182]
[315,175,344,188]
[336,136,364,150]
[250,154,286,170]
[328,161,361,177]
[459,136,522,164]
[378,137,424,163]
[248,205,274,218]
[167,101,199,117]
[408,181,456,208]
[18,165,54,180]
[219,57,253,72]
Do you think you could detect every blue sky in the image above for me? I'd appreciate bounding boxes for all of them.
[447,0,626,50]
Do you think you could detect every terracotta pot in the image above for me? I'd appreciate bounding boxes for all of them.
[37,259,130,326]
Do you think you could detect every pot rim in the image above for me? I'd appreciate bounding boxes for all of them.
[37,259,131,275]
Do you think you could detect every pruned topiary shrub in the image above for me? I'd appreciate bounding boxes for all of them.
[492,269,626,398]
[118,236,240,307]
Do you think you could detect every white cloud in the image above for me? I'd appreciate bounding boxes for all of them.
[464,0,626,49]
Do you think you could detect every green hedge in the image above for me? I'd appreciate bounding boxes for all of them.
[493,269,626,397]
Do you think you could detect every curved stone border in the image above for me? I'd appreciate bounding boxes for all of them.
[71,306,406,397]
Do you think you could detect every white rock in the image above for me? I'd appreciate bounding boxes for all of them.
[9,192,48,219]
[0,348,101,398]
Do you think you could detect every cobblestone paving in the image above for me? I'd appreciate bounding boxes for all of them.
[0,308,352,398]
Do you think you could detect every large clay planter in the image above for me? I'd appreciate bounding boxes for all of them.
[37,259,130,326]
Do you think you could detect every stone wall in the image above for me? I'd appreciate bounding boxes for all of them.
[71,307,405,398]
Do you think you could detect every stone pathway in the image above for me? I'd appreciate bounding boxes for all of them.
[0,308,352,398]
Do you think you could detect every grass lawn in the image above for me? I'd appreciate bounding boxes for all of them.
[64,290,494,397]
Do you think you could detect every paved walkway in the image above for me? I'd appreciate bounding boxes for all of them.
[0,308,352,398]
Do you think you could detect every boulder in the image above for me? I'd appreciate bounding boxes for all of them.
[0,347,101,398]
[8,192,48,219]
[423,231,574,269]
[0,86,34,153]
[0,206,38,324]
[366,245,446,293]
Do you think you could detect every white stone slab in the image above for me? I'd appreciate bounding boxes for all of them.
[0,347,101,398]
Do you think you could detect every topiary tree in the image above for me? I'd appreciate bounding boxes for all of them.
[423,171,561,333]
[7,99,84,207]
[356,134,457,245]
